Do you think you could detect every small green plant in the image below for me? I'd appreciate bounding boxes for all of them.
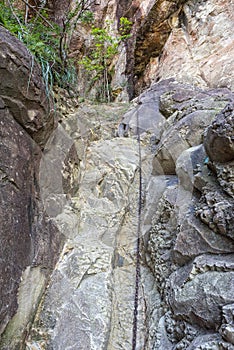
[0,1,96,97]
[79,17,132,102]
[80,10,94,24]
[0,2,77,96]
[119,16,132,40]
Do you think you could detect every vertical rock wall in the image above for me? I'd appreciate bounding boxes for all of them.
[72,0,234,99]
[0,27,64,349]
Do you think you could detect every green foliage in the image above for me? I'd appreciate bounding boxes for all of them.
[0,2,23,33]
[119,16,132,40]
[0,1,131,103]
[0,1,77,96]
[80,10,94,24]
[79,18,132,102]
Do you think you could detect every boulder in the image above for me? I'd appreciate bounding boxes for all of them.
[152,85,231,175]
[187,334,232,350]
[173,212,234,265]
[176,145,207,192]
[168,254,234,330]
[195,186,234,240]
[204,103,234,163]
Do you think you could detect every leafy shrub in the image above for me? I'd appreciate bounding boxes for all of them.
[0,1,77,96]
[79,18,132,102]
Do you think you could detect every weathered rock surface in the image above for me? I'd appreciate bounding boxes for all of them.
[2,0,234,346]
[204,103,234,163]
[186,334,234,350]
[0,28,62,348]
[168,254,234,328]
[73,0,234,99]
[0,27,56,148]
[126,80,234,348]
[152,82,233,175]
[25,105,160,350]
[214,161,234,198]
[195,187,234,240]
[156,0,234,92]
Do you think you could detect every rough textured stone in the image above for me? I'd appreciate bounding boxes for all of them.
[168,255,234,329]
[146,177,178,291]
[156,0,234,92]
[173,214,234,265]
[66,0,234,100]
[152,83,232,175]
[26,105,160,350]
[176,145,207,192]
[214,161,234,198]
[0,29,62,348]
[220,304,234,346]
[204,103,234,163]
[132,0,187,96]
[0,27,56,148]
[186,334,234,350]
[195,186,234,240]
[2,7,234,345]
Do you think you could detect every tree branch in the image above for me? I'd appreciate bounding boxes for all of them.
[7,0,24,31]
[20,0,54,28]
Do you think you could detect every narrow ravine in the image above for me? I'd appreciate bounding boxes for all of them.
[25,102,160,350]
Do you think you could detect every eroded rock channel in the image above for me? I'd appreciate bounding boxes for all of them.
[0,12,234,350]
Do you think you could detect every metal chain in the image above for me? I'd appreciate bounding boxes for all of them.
[132,107,142,350]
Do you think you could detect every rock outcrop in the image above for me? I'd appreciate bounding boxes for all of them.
[70,0,234,99]
[22,79,234,350]
[144,83,234,349]
[1,0,234,349]
[0,27,63,349]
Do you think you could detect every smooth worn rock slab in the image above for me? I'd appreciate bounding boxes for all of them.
[27,134,160,350]
[0,29,61,348]
[117,79,173,138]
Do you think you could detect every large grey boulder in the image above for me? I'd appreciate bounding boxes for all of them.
[186,334,233,350]
[152,86,233,175]
[168,254,234,330]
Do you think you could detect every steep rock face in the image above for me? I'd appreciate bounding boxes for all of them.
[22,79,234,350]
[156,0,234,91]
[39,0,233,101]
[1,1,234,349]
[117,79,234,348]
[0,27,63,348]
[82,0,234,99]
[25,103,160,350]
[0,27,55,148]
